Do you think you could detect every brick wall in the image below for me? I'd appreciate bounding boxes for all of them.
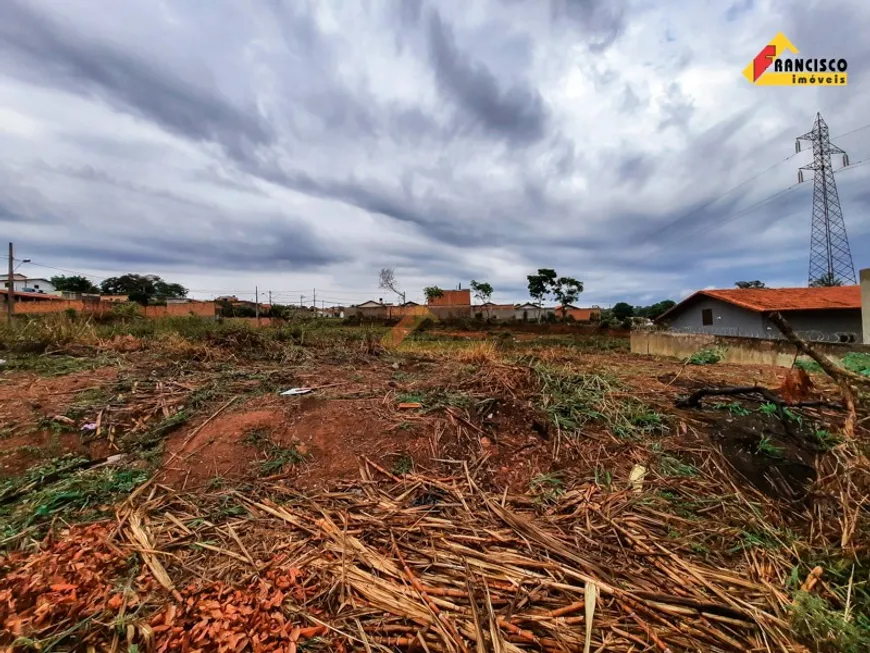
[427,290,471,306]
[10,300,215,318]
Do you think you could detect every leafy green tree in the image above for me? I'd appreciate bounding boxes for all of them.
[634,300,676,320]
[100,274,188,306]
[809,272,844,287]
[553,276,583,306]
[646,299,676,320]
[50,275,100,294]
[735,280,766,289]
[469,280,493,304]
[527,268,558,306]
[612,302,634,320]
[423,286,444,302]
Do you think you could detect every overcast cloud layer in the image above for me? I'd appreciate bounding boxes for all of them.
[1,0,868,307]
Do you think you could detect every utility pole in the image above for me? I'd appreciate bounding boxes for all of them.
[313,288,316,316]
[268,290,272,306]
[255,286,260,326]
[300,294,304,308]
[6,242,13,323]
[797,113,857,285]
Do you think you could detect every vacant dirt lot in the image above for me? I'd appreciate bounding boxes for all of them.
[0,319,867,651]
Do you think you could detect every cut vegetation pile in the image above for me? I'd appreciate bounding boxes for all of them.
[0,314,868,652]
[2,460,858,652]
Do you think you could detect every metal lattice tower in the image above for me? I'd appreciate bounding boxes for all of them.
[796,113,857,286]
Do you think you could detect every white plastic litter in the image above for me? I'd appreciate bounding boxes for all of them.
[628,464,647,492]
[280,387,313,396]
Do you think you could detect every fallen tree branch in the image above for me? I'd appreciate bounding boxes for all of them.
[767,312,866,437]
[768,312,870,389]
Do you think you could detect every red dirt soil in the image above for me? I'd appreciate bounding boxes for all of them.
[160,393,434,491]
[0,367,118,478]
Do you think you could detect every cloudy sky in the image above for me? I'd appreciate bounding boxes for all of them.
[1,0,868,307]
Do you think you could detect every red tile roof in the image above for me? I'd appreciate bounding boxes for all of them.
[0,290,65,300]
[659,285,861,320]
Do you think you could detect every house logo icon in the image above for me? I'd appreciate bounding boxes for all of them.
[743,33,848,86]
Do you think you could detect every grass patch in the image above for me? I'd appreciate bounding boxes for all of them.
[2,354,104,377]
[756,436,784,458]
[811,429,842,451]
[258,445,307,475]
[391,454,414,476]
[795,353,870,377]
[659,454,698,477]
[533,365,667,439]
[0,460,148,537]
[687,348,722,365]
[790,591,870,653]
[530,473,565,503]
[712,401,750,416]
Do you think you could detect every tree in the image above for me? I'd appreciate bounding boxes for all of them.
[526,268,558,307]
[469,280,493,304]
[378,268,405,303]
[809,272,844,287]
[50,275,99,294]
[423,286,444,303]
[612,302,634,321]
[552,276,583,307]
[735,280,767,289]
[645,299,676,320]
[100,274,188,306]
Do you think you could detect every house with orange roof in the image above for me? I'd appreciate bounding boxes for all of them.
[657,286,863,342]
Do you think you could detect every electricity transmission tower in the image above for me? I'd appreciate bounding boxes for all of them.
[796,113,857,286]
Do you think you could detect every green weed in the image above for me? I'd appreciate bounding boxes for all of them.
[712,401,750,416]
[756,436,784,458]
[258,445,307,475]
[790,591,870,653]
[242,427,271,447]
[530,473,565,503]
[593,467,613,492]
[659,454,698,477]
[533,365,667,439]
[391,454,414,476]
[812,429,842,451]
[0,463,148,536]
[758,402,778,416]
[687,348,722,365]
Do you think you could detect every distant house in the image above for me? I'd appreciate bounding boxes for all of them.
[2,274,56,294]
[478,302,517,321]
[515,303,554,321]
[351,300,391,319]
[100,295,129,303]
[554,305,601,322]
[1,289,66,304]
[658,286,863,343]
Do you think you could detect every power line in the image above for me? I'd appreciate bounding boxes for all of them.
[831,122,870,140]
[636,151,801,244]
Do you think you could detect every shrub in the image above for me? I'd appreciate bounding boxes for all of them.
[687,348,722,365]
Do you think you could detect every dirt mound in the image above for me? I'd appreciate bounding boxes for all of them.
[160,393,433,490]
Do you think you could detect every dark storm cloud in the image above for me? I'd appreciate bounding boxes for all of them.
[426,9,547,145]
[549,0,626,52]
[32,216,344,272]
[0,0,273,153]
